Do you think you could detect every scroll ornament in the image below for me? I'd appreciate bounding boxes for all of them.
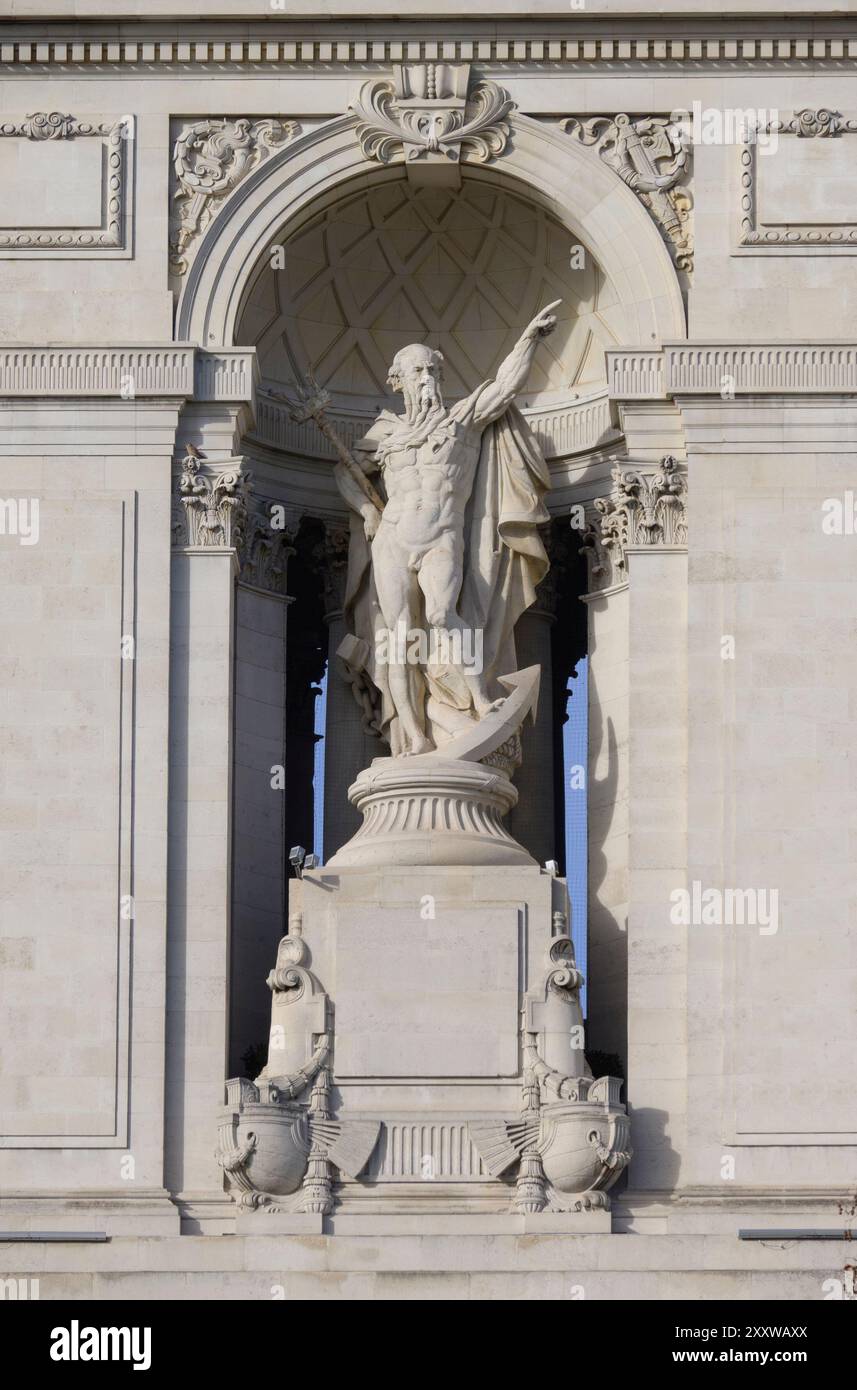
[170,117,298,272]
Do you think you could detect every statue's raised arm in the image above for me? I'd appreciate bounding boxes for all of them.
[467,299,561,428]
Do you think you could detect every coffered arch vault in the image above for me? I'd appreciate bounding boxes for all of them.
[239,175,621,411]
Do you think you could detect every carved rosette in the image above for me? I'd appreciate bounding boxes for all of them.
[581,455,688,592]
[170,117,299,272]
[171,453,252,551]
[563,112,693,273]
[351,63,513,174]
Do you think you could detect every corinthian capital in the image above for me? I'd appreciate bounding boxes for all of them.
[580,456,687,591]
[172,451,253,552]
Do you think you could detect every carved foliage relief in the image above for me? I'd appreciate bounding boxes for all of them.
[169,117,299,272]
[562,113,693,273]
[581,456,688,592]
[351,62,513,171]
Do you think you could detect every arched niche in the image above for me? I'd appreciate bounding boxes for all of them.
[176,113,687,354]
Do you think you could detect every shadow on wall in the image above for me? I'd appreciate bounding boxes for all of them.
[585,631,625,1072]
[621,1108,682,1198]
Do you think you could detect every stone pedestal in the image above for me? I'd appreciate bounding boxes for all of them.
[217,865,629,1225]
[327,757,534,868]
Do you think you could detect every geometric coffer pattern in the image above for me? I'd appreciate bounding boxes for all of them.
[238,173,620,410]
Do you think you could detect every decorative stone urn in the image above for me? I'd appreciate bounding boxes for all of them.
[468,932,631,1214]
[537,1081,631,1207]
[216,922,380,1214]
[216,1086,312,1209]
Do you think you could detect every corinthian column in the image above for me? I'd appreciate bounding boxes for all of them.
[166,451,251,1206]
[319,523,384,861]
[507,552,557,868]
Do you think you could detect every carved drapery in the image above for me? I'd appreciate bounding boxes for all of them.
[562,113,692,273]
[580,456,688,592]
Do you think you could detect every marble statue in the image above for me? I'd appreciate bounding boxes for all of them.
[288,303,560,757]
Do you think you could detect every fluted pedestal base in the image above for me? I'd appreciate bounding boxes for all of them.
[325,756,537,868]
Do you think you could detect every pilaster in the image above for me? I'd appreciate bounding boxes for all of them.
[581,457,689,1192]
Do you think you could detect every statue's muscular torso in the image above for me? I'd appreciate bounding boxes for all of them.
[361,403,483,555]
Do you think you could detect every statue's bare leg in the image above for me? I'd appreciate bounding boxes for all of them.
[371,527,432,755]
[419,541,504,718]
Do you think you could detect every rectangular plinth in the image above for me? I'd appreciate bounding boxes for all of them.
[333,904,521,1078]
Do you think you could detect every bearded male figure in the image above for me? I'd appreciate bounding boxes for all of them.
[303,301,559,758]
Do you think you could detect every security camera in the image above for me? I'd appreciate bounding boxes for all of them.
[289,846,306,877]
[304,854,320,872]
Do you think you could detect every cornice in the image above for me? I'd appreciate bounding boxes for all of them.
[0,345,257,400]
[608,342,857,400]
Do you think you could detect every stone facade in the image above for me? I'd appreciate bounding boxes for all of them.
[1,2,856,1301]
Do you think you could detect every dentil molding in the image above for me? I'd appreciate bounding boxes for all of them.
[2,35,857,68]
